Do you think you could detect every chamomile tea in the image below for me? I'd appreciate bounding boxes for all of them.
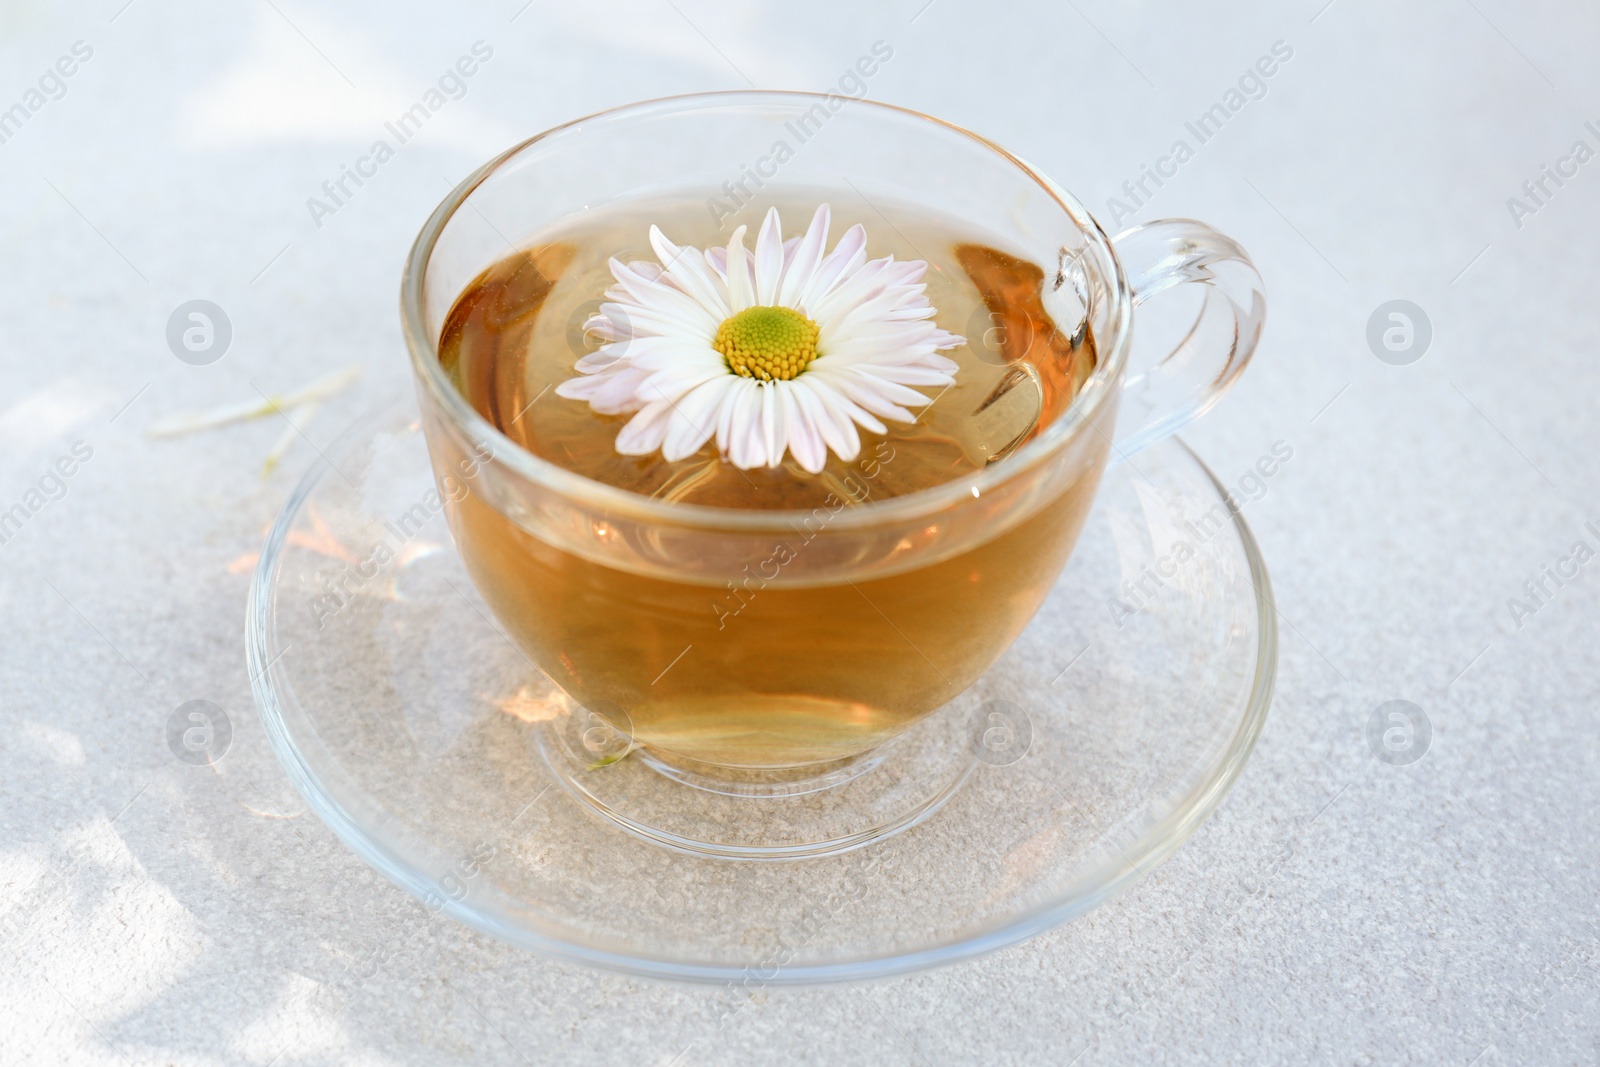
[433,192,1107,768]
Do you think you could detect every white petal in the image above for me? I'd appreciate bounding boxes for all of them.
[715,376,749,456]
[799,372,881,439]
[830,374,916,423]
[817,332,951,364]
[586,368,657,414]
[608,262,721,338]
[640,363,728,404]
[827,280,938,336]
[846,373,939,409]
[727,381,766,468]
[583,312,627,342]
[615,400,676,455]
[778,384,826,473]
[607,282,717,338]
[600,336,722,373]
[778,204,830,308]
[760,381,783,468]
[878,305,940,322]
[889,260,926,286]
[792,379,856,463]
[597,301,707,343]
[555,375,601,400]
[623,260,664,283]
[724,224,753,314]
[754,207,784,306]
[799,223,866,311]
[853,362,957,387]
[649,225,731,320]
[574,350,622,374]
[811,260,900,333]
[662,378,733,461]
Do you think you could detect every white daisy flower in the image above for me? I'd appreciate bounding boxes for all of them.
[554,204,966,474]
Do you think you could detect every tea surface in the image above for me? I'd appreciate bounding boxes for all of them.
[440,193,1095,509]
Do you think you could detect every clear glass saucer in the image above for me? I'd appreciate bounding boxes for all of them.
[247,401,1275,984]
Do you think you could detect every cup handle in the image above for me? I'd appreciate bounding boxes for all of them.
[1108,218,1266,456]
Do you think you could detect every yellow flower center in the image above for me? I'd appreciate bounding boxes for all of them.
[713,305,820,382]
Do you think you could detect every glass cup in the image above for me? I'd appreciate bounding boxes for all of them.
[401,91,1264,774]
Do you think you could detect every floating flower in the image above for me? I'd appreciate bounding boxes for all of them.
[555,205,965,473]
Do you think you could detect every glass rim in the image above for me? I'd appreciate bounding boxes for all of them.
[400,89,1133,533]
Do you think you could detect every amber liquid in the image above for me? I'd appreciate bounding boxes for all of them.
[436,193,1103,768]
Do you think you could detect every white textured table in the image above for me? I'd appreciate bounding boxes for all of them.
[3,1,1596,1063]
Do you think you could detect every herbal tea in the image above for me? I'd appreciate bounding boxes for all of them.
[436,192,1105,767]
